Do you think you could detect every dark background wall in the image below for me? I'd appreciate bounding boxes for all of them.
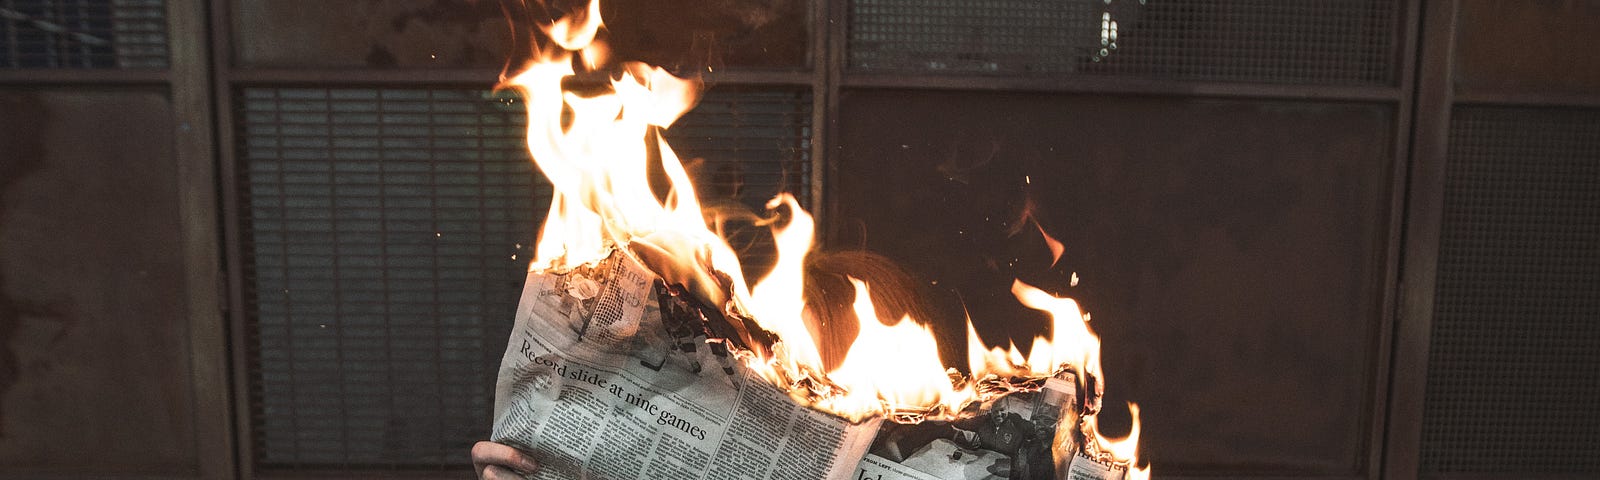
[0,1,1596,479]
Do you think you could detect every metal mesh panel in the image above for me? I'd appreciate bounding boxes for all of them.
[240,87,541,469]
[848,0,1398,85]
[666,88,813,209]
[0,0,167,68]
[1422,106,1600,475]
[848,0,1098,74]
[239,86,812,469]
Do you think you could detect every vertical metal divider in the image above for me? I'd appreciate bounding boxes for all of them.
[206,0,252,477]
[809,0,833,239]
[1368,0,1426,478]
[819,0,845,245]
[169,0,234,477]
[1384,0,1458,478]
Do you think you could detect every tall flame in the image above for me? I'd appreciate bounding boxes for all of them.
[505,0,1145,474]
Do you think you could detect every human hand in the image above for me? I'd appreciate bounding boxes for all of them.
[472,441,539,479]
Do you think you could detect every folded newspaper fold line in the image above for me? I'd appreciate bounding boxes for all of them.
[492,250,1128,480]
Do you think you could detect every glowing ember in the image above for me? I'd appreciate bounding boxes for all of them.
[501,0,1146,475]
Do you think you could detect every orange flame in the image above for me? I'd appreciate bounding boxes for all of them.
[1103,403,1149,480]
[506,0,1145,473]
[1037,220,1066,267]
[823,278,970,421]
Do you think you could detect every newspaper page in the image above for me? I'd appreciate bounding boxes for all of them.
[491,251,880,480]
[850,374,1124,480]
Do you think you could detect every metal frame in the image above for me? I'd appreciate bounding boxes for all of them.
[1383,0,1457,478]
[1454,89,1600,109]
[840,74,1404,102]
[1364,0,1427,478]
[1382,4,1600,480]
[16,0,1600,478]
[169,1,236,479]
[0,68,167,84]
[809,0,834,227]
[207,0,253,478]
[820,0,846,241]
[0,1,231,479]
[224,68,812,86]
[822,2,1423,479]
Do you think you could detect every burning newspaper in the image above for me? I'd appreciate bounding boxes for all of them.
[490,251,1129,480]
[491,251,879,480]
[488,1,1145,478]
[857,375,1132,480]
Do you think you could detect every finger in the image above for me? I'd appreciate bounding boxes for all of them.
[472,441,494,478]
[472,441,539,475]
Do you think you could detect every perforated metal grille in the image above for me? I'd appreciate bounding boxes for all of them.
[0,0,167,68]
[239,86,812,469]
[848,0,1399,85]
[666,88,813,209]
[240,88,540,469]
[1422,106,1600,474]
[848,0,1098,74]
